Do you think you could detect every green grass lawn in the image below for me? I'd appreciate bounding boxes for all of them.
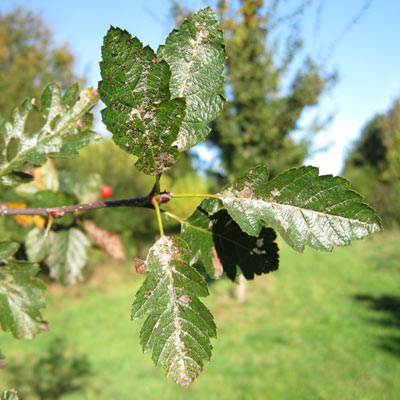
[1,232,399,400]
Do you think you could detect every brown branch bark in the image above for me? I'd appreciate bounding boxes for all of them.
[0,192,172,218]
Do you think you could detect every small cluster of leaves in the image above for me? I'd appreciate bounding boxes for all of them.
[0,82,100,381]
[131,164,381,386]
[0,80,122,342]
[20,160,125,285]
[0,82,99,186]
[99,7,225,175]
[15,160,96,285]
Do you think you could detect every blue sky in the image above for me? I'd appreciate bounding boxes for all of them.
[1,0,399,175]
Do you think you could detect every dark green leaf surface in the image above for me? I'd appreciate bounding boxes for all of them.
[0,260,46,339]
[46,228,90,286]
[0,83,99,185]
[0,241,19,260]
[182,198,279,280]
[99,27,186,175]
[158,7,225,150]
[218,166,382,252]
[131,236,216,387]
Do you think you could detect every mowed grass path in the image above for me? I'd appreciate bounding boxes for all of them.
[1,232,399,399]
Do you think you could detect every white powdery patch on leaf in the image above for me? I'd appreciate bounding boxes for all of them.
[131,236,216,387]
[218,165,382,252]
[158,7,226,151]
[0,260,46,340]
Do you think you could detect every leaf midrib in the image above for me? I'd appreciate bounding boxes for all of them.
[221,195,380,229]
[176,29,203,98]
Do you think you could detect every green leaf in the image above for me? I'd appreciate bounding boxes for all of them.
[99,27,186,175]
[1,390,19,400]
[0,83,99,185]
[59,171,103,203]
[0,241,19,260]
[40,159,59,191]
[158,7,225,150]
[132,236,216,388]
[46,228,90,286]
[25,227,54,263]
[182,198,279,280]
[33,190,74,208]
[62,83,80,107]
[0,260,46,339]
[218,166,382,252]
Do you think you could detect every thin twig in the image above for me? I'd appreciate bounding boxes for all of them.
[0,192,173,218]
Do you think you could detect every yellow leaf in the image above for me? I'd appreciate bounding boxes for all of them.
[7,202,26,208]
[33,215,46,229]
[14,215,33,227]
[7,202,33,227]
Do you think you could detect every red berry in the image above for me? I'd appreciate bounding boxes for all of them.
[101,186,113,198]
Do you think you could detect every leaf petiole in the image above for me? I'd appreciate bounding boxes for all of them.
[152,196,165,237]
[44,216,54,238]
[171,194,219,199]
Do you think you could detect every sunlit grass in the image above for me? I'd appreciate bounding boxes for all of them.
[1,232,399,399]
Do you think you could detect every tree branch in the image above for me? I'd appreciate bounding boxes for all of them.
[0,192,172,218]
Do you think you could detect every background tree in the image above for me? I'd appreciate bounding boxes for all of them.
[172,0,335,181]
[0,7,84,128]
[342,98,400,226]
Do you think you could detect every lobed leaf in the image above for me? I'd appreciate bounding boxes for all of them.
[45,228,90,286]
[0,256,47,339]
[181,198,279,280]
[0,83,99,185]
[158,7,226,151]
[132,236,216,387]
[218,166,382,252]
[99,27,186,175]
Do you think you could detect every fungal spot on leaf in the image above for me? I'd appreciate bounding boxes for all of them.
[134,257,149,274]
[256,238,264,247]
[179,294,191,305]
[271,188,281,197]
[238,188,253,199]
[252,247,266,256]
